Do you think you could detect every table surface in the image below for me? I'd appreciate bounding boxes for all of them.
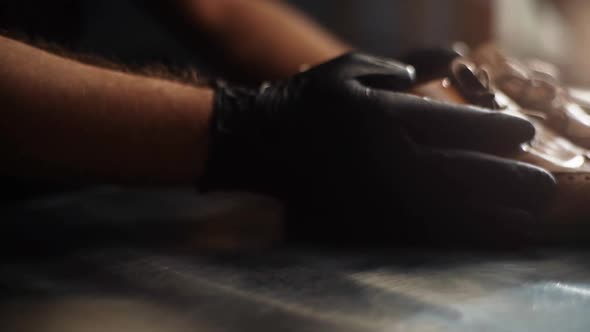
[2,188,590,332]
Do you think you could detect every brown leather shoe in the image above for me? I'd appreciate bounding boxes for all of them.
[411,53,590,226]
[471,44,590,149]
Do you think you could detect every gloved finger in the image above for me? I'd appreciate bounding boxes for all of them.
[412,147,556,212]
[307,52,416,91]
[399,44,467,83]
[357,88,535,152]
[412,201,537,248]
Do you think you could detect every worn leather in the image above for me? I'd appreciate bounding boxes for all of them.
[471,44,590,149]
[412,46,590,225]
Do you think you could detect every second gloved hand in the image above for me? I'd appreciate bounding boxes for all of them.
[203,53,556,243]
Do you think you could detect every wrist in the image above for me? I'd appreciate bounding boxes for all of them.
[201,82,277,193]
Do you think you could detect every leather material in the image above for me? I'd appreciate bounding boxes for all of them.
[411,46,590,225]
[471,44,590,149]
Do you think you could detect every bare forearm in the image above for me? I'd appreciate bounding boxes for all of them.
[179,0,351,80]
[0,35,213,184]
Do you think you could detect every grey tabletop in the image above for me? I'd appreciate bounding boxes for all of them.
[1,188,590,332]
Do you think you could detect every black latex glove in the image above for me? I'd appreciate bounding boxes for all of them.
[203,53,556,245]
[400,44,467,83]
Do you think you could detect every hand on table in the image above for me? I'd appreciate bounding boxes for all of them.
[203,52,556,244]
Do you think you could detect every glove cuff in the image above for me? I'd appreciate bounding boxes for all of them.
[199,82,282,194]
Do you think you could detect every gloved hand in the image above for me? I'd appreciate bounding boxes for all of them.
[400,44,466,83]
[203,53,556,245]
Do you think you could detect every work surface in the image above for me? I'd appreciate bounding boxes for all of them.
[1,188,590,332]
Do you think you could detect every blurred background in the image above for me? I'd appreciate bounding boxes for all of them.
[293,0,587,84]
[2,0,588,83]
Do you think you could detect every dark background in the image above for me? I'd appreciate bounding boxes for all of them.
[0,1,489,73]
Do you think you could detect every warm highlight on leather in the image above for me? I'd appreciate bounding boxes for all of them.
[411,46,590,224]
